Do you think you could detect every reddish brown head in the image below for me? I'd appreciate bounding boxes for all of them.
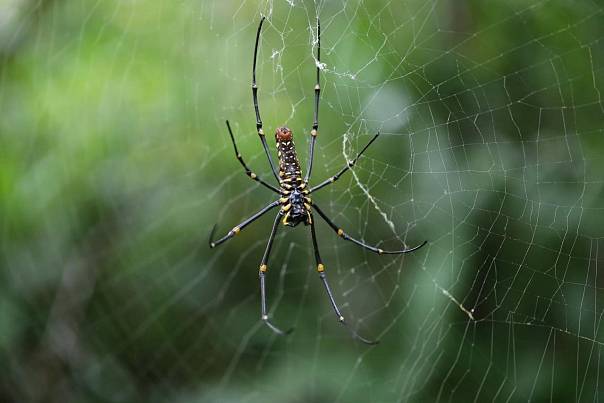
[275,126,293,141]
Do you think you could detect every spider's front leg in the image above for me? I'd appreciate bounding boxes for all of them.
[251,17,280,181]
[309,216,379,345]
[304,17,321,183]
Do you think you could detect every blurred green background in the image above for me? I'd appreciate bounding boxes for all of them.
[2,0,604,402]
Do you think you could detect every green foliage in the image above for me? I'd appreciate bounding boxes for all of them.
[1,1,603,402]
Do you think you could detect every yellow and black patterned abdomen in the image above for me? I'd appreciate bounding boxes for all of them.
[275,127,311,227]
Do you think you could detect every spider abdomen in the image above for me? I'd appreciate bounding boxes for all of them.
[276,127,301,178]
[276,127,311,226]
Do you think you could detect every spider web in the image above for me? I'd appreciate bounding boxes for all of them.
[1,0,604,402]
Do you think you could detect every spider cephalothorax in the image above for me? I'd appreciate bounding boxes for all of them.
[209,17,427,344]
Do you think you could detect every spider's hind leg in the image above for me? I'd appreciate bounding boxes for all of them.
[259,212,294,336]
[310,217,379,345]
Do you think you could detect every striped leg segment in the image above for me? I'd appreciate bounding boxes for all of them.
[305,17,321,183]
[225,120,280,193]
[312,203,427,254]
[252,17,280,181]
[310,218,379,345]
[310,133,380,193]
[209,200,279,248]
[259,212,294,335]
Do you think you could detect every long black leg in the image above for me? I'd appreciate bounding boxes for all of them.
[310,218,378,345]
[304,17,321,183]
[312,203,427,254]
[225,120,280,193]
[209,200,280,248]
[310,132,380,193]
[259,212,293,335]
[253,17,280,181]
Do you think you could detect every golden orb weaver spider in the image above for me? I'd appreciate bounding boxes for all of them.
[209,17,427,344]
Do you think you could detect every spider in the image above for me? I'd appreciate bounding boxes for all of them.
[209,17,427,345]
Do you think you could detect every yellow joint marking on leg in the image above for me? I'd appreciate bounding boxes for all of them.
[299,183,306,189]
[330,177,335,183]
[304,203,312,210]
[311,129,318,137]
[317,263,325,272]
[232,226,241,235]
[279,171,285,177]
[337,229,344,237]
[250,173,257,179]
[258,128,265,136]
[378,248,384,255]
[279,197,288,203]
[282,203,291,212]
[282,212,291,225]
[339,315,345,322]
[315,84,321,90]
[305,197,312,203]
[260,264,268,272]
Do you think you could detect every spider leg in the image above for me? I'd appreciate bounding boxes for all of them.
[304,17,321,183]
[252,17,280,181]
[312,203,428,254]
[310,132,380,193]
[225,120,280,193]
[310,216,379,345]
[209,200,280,248]
[259,212,294,335]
